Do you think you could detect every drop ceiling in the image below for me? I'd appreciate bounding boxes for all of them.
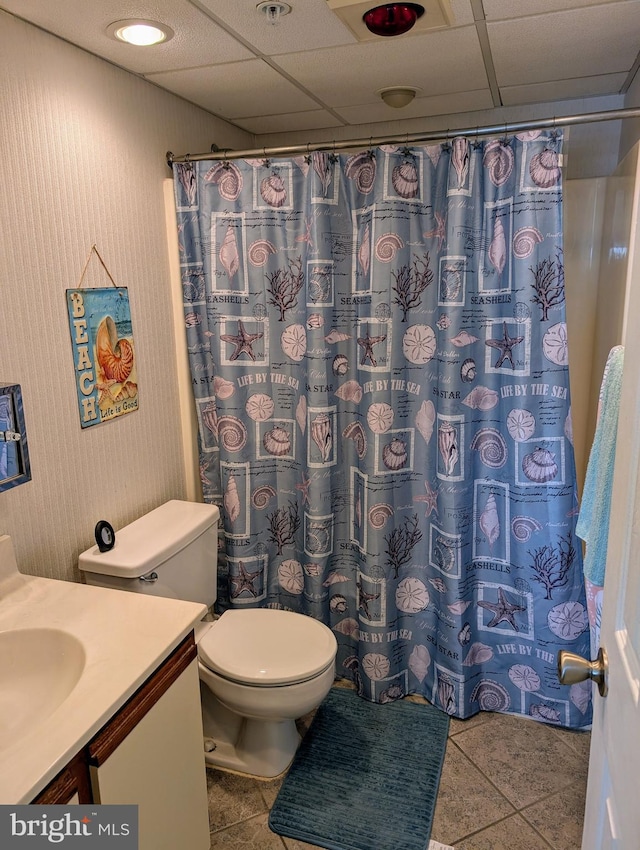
[2,0,638,139]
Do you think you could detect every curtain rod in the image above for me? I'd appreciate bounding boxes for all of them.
[166,106,640,166]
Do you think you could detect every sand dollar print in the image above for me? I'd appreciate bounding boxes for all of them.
[402,324,436,364]
[506,408,535,441]
[548,601,588,639]
[246,393,275,421]
[362,652,390,681]
[508,664,541,692]
[278,559,304,594]
[542,322,569,366]
[395,577,430,613]
[281,324,307,361]
[366,402,394,433]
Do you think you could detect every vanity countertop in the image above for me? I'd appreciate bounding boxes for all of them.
[0,536,206,804]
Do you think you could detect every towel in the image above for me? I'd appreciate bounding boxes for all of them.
[576,345,624,586]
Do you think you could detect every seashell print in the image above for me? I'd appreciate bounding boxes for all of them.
[354,492,361,528]
[516,130,542,141]
[451,137,470,188]
[330,594,348,614]
[325,329,352,344]
[482,139,514,186]
[96,316,134,383]
[219,225,240,278]
[425,144,441,169]
[403,324,436,364]
[335,380,363,404]
[408,645,431,683]
[460,358,476,383]
[303,562,322,577]
[448,600,471,616]
[296,395,307,434]
[488,217,507,274]
[428,578,448,594]
[522,447,558,483]
[570,680,592,715]
[263,425,292,456]
[223,474,241,523]
[511,515,542,543]
[436,313,451,330]
[395,577,430,613]
[564,408,573,446]
[307,313,324,330]
[204,161,243,200]
[479,493,500,552]
[368,503,393,529]
[362,652,390,681]
[184,312,201,327]
[358,222,371,276]
[508,664,541,692]
[440,263,462,301]
[343,421,367,458]
[313,151,333,196]
[392,160,419,198]
[374,233,404,262]
[213,376,235,400]
[548,601,588,639]
[438,422,458,476]
[415,400,436,444]
[176,162,197,206]
[450,330,478,347]
[529,148,561,188]
[293,155,310,176]
[437,677,457,715]
[542,322,569,366]
[379,683,405,704]
[382,438,407,470]
[278,559,304,595]
[507,408,535,441]
[458,623,471,646]
[471,680,511,711]
[333,618,359,637]
[310,413,332,462]
[367,402,394,434]
[217,416,247,452]
[332,354,348,376]
[251,484,276,510]
[530,703,562,724]
[244,393,275,422]
[201,402,218,436]
[433,536,456,573]
[462,386,499,411]
[513,226,543,259]
[463,642,494,666]
[260,173,287,207]
[323,571,350,586]
[470,428,508,468]
[281,324,307,361]
[248,239,276,267]
[345,151,376,193]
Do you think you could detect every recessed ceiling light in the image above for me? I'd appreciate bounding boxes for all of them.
[107,19,174,46]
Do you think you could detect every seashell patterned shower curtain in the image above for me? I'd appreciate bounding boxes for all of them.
[173,131,591,728]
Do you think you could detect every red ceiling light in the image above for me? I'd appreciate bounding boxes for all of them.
[363,3,425,37]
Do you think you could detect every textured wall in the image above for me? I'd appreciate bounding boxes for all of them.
[0,11,252,581]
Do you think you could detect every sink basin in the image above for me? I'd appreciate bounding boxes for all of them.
[0,628,86,750]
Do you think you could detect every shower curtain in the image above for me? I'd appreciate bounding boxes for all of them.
[173,131,592,729]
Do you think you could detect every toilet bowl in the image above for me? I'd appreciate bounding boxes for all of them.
[78,500,337,778]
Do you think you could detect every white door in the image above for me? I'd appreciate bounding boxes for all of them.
[580,264,640,844]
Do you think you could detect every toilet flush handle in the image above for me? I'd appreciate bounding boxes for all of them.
[139,571,159,583]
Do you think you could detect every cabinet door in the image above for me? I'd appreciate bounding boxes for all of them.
[89,658,209,850]
[31,752,91,804]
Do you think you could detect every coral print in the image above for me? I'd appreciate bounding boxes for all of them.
[174,131,590,729]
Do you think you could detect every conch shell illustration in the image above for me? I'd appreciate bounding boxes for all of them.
[479,493,500,553]
[310,413,332,462]
[438,422,458,477]
[219,225,240,278]
[96,317,134,383]
[223,474,241,523]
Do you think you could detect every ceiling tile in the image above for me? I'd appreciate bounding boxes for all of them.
[501,74,628,106]
[448,0,476,25]
[335,89,494,124]
[234,111,344,135]
[483,0,627,20]
[0,0,252,73]
[273,26,487,107]
[146,59,321,118]
[488,2,640,87]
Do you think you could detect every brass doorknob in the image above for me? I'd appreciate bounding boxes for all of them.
[557,647,608,697]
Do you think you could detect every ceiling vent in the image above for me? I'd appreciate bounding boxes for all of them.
[327,0,454,42]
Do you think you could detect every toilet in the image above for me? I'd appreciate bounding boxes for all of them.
[79,500,337,778]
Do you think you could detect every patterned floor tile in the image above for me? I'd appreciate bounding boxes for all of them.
[521,779,588,850]
[549,725,592,761]
[430,740,515,846]
[207,768,269,832]
[455,814,553,850]
[210,814,286,849]
[452,712,588,809]
[448,710,494,737]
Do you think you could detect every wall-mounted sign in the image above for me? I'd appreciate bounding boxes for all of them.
[66,287,138,428]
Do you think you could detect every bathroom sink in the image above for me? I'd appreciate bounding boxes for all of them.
[0,628,86,750]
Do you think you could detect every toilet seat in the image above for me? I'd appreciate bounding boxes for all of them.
[198,609,337,687]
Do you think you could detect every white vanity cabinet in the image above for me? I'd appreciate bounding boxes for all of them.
[32,633,210,850]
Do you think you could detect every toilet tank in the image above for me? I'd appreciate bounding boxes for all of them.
[79,500,220,606]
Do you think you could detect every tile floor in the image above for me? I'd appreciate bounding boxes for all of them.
[206,687,590,850]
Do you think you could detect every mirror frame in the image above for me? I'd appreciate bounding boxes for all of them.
[0,384,32,492]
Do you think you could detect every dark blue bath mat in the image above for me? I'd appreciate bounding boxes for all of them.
[269,686,450,850]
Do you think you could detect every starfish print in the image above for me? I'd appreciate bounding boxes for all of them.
[357,580,380,621]
[230,561,261,598]
[478,587,526,631]
[295,471,312,507]
[414,480,439,517]
[220,320,263,361]
[485,322,524,369]
[357,328,387,367]
[423,211,447,250]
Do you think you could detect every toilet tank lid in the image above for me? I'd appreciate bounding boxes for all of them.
[78,500,219,578]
